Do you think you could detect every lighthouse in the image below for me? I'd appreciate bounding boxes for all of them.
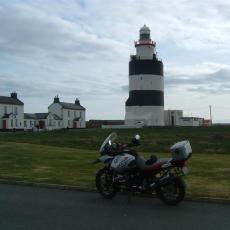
[125,25,164,126]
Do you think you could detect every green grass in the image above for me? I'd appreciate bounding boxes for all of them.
[0,141,229,199]
[0,142,101,187]
[1,126,230,154]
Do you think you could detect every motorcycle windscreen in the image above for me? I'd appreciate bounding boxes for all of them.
[99,132,117,153]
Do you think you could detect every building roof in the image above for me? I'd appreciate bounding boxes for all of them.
[24,113,36,119]
[34,113,49,119]
[0,96,24,105]
[2,113,12,119]
[60,102,86,110]
[24,113,62,120]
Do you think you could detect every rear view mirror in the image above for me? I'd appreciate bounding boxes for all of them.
[131,134,140,146]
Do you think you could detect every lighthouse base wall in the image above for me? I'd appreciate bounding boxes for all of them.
[125,106,164,126]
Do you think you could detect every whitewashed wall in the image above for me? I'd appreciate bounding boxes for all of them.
[164,110,183,126]
[125,106,164,126]
[179,118,203,126]
[0,104,24,129]
[24,119,36,130]
[62,109,85,128]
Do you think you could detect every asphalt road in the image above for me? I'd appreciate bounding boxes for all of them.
[0,184,229,230]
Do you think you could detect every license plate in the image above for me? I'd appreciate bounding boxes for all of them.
[182,166,188,175]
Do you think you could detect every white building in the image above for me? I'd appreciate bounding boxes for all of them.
[180,117,204,126]
[164,110,210,127]
[164,110,183,126]
[0,92,86,131]
[23,96,86,130]
[34,113,63,130]
[24,113,36,130]
[24,113,63,131]
[0,93,24,130]
[48,96,86,128]
[125,25,164,126]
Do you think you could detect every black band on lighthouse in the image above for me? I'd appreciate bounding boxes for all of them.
[126,90,164,106]
[129,59,163,75]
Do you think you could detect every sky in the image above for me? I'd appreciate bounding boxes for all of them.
[0,0,230,122]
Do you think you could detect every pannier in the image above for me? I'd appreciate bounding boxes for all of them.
[170,140,192,160]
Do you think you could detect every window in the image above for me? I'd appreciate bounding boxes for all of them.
[74,111,76,118]
[14,107,18,115]
[15,119,18,127]
[58,121,61,127]
[68,111,70,117]
[182,118,189,121]
[24,121,27,128]
[80,111,82,118]
[140,33,150,40]
[11,120,13,127]
[68,120,70,126]
[30,120,33,127]
[4,106,7,114]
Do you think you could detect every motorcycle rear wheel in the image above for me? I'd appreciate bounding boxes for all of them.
[156,176,185,205]
[96,168,117,199]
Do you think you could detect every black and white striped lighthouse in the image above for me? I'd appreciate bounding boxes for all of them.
[125,25,164,126]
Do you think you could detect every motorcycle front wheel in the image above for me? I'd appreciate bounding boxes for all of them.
[96,168,117,199]
[156,176,185,205]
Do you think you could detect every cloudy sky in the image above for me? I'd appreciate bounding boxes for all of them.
[0,0,230,122]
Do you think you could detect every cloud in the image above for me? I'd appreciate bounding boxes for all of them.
[0,3,128,63]
[165,64,230,94]
[2,0,230,64]
[77,0,230,51]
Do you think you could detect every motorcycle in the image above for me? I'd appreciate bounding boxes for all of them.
[93,132,192,205]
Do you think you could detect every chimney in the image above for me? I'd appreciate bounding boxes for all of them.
[11,92,17,99]
[75,98,80,105]
[54,96,60,103]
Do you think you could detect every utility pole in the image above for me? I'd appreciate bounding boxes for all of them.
[209,105,212,126]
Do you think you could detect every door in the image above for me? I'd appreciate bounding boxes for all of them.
[73,121,78,128]
[2,120,7,129]
[39,120,45,129]
[171,116,175,126]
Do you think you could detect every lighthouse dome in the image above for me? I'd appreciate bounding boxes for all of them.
[139,25,150,40]
[140,25,150,34]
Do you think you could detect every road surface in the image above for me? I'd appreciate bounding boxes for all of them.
[0,184,229,230]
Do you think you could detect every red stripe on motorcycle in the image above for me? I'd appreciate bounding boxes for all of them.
[144,163,162,172]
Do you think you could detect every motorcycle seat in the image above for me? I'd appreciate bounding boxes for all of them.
[145,155,158,165]
[136,156,171,171]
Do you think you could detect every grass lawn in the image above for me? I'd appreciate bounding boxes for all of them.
[1,126,230,154]
[0,141,229,199]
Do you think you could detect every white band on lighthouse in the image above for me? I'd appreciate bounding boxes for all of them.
[129,74,164,91]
